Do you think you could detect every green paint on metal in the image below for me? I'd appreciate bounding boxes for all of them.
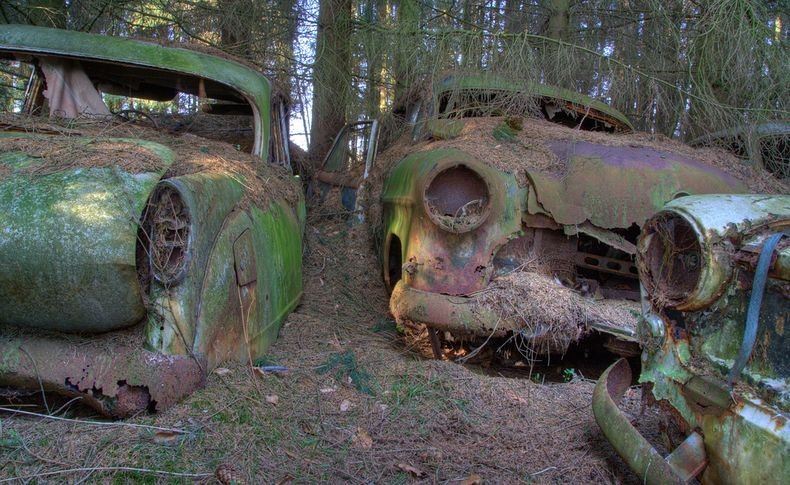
[615,196,790,482]
[0,136,173,332]
[492,121,519,142]
[0,25,272,159]
[434,73,634,131]
[239,200,303,360]
[426,119,464,140]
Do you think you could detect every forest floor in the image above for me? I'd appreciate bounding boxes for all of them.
[0,211,673,484]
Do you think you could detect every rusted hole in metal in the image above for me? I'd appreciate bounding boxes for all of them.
[585,256,599,266]
[424,165,490,233]
[144,185,191,284]
[116,380,156,414]
[641,212,702,308]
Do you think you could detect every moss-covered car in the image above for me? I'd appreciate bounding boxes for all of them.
[690,122,789,181]
[359,74,760,361]
[594,195,789,484]
[0,25,304,416]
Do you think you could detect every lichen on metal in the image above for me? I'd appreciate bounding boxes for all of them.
[375,75,751,359]
[0,135,173,332]
[594,194,790,484]
[0,25,303,417]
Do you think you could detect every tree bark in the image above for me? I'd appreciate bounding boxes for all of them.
[310,0,353,166]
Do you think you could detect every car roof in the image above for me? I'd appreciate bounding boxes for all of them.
[689,122,790,147]
[434,73,634,132]
[0,24,273,157]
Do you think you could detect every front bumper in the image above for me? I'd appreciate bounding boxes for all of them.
[594,358,790,483]
[592,359,705,484]
[390,280,639,344]
[0,324,205,418]
[389,280,529,337]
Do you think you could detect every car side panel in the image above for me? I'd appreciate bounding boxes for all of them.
[191,200,303,369]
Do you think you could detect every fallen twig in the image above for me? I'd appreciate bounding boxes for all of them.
[0,466,210,483]
[0,407,186,434]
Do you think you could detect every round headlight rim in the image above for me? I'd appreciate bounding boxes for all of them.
[638,210,704,310]
[422,162,493,234]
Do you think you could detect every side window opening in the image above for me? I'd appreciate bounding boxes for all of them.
[312,120,380,219]
[436,88,621,133]
[0,59,36,113]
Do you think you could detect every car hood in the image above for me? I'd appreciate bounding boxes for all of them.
[526,141,748,229]
[0,132,174,332]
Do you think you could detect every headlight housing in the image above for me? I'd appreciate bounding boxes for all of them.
[638,208,731,311]
[143,184,192,285]
[423,164,491,233]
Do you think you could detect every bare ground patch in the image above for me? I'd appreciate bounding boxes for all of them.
[0,214,670,484]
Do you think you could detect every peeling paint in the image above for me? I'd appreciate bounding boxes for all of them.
[595,194,790,483]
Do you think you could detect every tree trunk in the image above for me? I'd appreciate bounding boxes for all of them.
[310,0,353,166]
[544,0,571,42]
[392,0,419,115]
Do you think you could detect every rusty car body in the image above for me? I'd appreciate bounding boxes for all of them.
[367,74,749,359]
[0,25,304,416]
[593,194,789,484]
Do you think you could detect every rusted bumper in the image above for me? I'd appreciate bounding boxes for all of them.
[592,359,707,484]
[390,280,638,345]
[0,326,205,418]
[390,280,527,337]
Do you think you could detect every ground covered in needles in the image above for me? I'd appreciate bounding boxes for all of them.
[0,213,674,484]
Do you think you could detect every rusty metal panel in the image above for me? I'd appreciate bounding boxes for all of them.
[0,326,205,417]
[527,141,746,229]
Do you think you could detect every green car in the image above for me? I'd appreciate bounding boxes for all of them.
[359,74,750,360]
[0,25,304,417]
[594,195,789,484]
[690,122,789,180]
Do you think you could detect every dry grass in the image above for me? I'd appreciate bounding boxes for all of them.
[0,215,665,484]
[0,113,300,209]
[367,116,788,200]
[472,272,639,357]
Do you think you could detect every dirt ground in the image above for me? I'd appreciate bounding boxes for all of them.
[0,210,673,484]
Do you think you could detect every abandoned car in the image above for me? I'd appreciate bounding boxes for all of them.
[0,25,304,416]
[594,194,789,484]
[690,122,789,181]
[346,74,760,360]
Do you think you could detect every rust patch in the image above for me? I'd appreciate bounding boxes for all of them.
[0,325,205,418]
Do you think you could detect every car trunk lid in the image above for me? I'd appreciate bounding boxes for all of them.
[0,132,174,332]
